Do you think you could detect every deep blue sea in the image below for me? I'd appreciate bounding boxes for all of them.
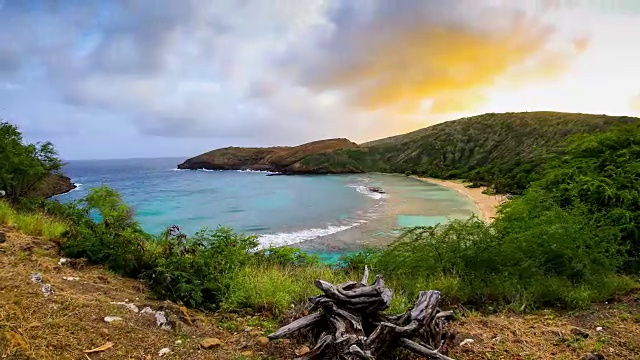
[55,158,477,256]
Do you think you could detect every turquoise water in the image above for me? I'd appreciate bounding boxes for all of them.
[396,215,450,227]
[55,159,477,251]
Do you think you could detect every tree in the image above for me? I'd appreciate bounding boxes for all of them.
[0,121,63,203]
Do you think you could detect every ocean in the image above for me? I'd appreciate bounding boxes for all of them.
[55,158,477,259]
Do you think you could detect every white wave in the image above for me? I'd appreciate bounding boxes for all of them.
[257,223,359,249]
[67,183,83,193]
[173,168,279,174]
[349,185,388,200]
[234,169,276,174]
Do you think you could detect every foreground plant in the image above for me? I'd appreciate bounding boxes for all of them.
[269,267,457,360]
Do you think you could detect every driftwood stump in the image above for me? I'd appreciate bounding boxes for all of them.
[268,267,457,360]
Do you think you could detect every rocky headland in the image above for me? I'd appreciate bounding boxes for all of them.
[177,138,360,174]
[29,174,77,198]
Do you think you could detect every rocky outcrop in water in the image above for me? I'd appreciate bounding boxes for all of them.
[177,138,360,174]
[28,174,77,198]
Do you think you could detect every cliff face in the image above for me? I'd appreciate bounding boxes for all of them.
[28,174,77,198]
[177,138,360,173]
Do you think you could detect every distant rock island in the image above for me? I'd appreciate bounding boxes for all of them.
[177,138,360,174]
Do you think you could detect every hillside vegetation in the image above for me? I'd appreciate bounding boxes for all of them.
[302,112,639,193]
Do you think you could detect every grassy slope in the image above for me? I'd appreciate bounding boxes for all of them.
[302,112,639,192]
[1,228,639,360]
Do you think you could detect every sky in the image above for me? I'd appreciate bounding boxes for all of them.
[1,0,640,160]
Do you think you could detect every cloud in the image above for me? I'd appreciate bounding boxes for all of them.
[284,1,588,114]
[632,95,640,110]
[0,0,592,152]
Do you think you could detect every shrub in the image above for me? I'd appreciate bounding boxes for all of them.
[145,225,259,309]
[58,186,153,276]
[254,246,321,267]
[339,249,381,272]
[372,203,632,310]
[0,121,63,203]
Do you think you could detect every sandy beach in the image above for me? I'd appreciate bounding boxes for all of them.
[414,177,507,222]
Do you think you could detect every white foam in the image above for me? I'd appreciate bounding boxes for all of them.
[234,169,278,174]
[349,185,388,200]
[257,223,359,249]
[173,168,279,174]
[64,183,82,194]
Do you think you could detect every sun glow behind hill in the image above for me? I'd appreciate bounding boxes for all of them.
[397,9,640,135]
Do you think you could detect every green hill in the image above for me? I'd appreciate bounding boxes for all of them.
[301,111,639,193]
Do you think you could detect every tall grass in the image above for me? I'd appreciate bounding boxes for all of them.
[0,200,67,240]
[222,264,348,315]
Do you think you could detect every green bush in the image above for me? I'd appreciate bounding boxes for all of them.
[0,121,63,203]
[58,186,153,276]
[254,246,321,267]
[145,225,258,309]
[372,202,633,310]
[531,122,640,269]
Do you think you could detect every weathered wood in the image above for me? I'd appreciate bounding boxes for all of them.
[399,338,456,360]
[272,268,457,359]
[361,265,370,285]
[268,312,323,340]
[295,333,333,360]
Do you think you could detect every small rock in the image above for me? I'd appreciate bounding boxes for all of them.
[240,350,253,357]
[571,327,590,339]
[257,336,269,346]
[155,311,171,330]
[584,353,605,360]
[110,301,139,313]
[41,283,54,296]
[58,258,68,266]
[596,326,604,332]
[62,276,79,281]
[0,231,6,243]
[295,346,311,356]
[158,348,171,357]
[175,340,182,345]
[30,272,43,283]
[460,338,474,346]
[104,316,123,323]
[200,338,222,349]
[140,307,154,315]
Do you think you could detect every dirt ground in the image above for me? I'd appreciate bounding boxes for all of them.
[1,227,639,360]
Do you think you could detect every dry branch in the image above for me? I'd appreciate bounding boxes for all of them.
[269,268,457,359]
